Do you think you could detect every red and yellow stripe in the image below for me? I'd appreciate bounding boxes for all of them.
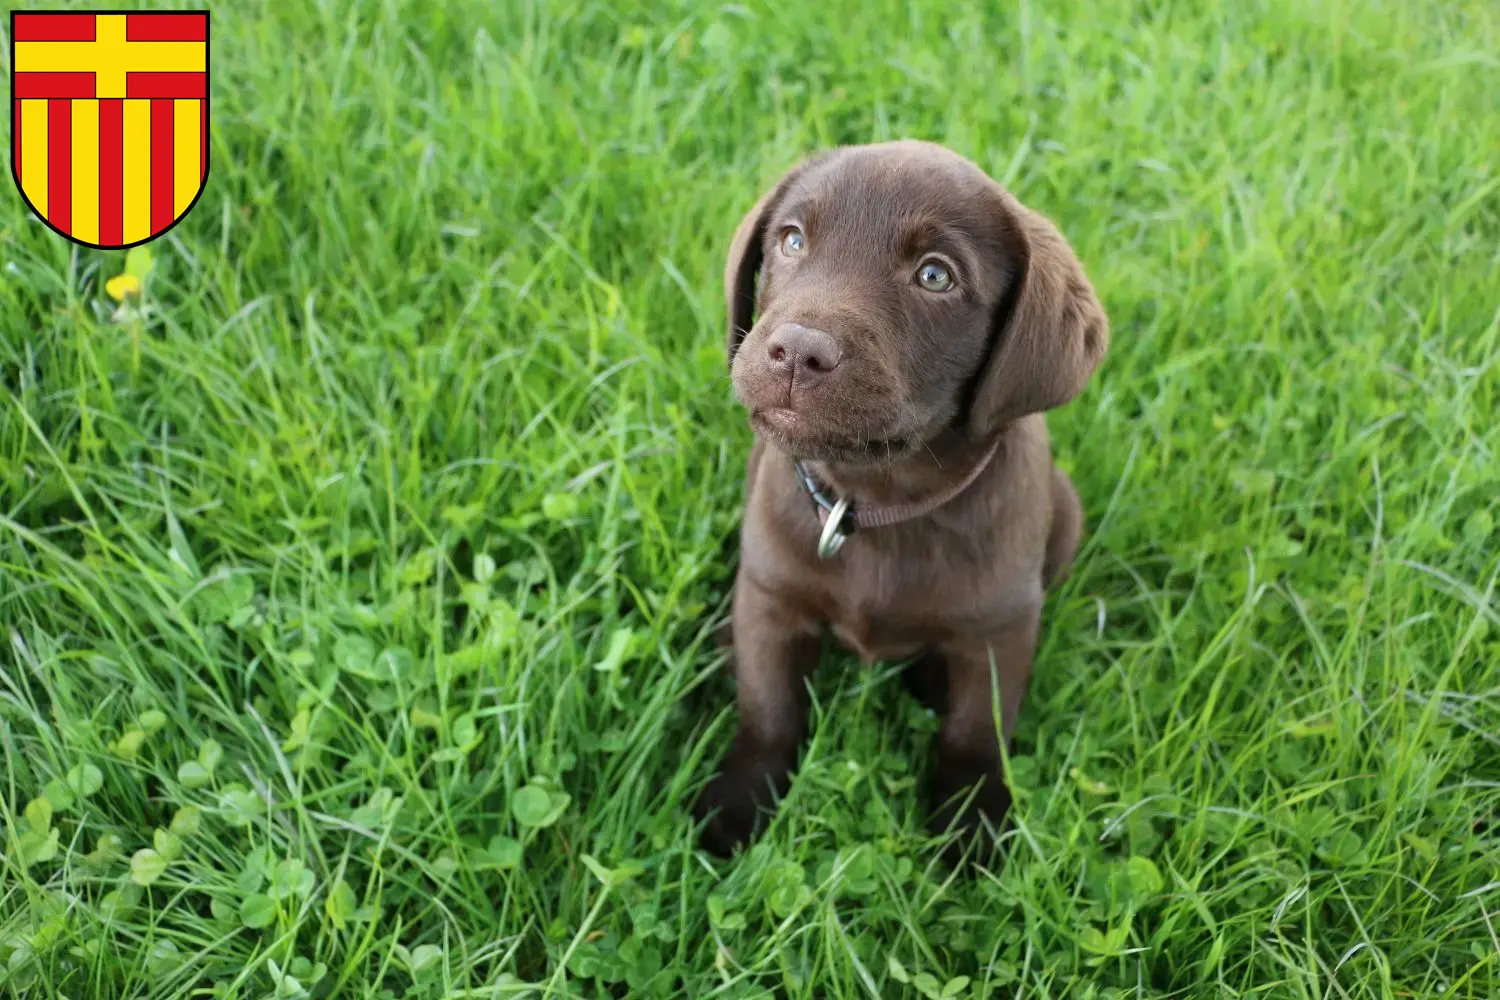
[12,12,207,247]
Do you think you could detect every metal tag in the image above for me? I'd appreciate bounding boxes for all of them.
[817,495,850,560]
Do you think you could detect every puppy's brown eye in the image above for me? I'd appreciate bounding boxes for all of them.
[916,260,954,292]
[780,227,806,256]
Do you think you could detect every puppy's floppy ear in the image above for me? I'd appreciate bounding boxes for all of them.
[966,190,1109,436]
[724,156,823,365]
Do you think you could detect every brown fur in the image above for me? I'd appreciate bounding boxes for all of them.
[695,140,1108,861]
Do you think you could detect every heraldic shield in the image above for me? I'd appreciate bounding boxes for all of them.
[11,11,209,249]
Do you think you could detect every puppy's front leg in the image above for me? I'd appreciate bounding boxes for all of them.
[927,602,1040,858]
[694,573,821,856]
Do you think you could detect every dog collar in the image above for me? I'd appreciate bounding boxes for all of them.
[791,438,1003,560]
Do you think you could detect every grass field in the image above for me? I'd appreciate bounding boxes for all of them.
[2,0,1498,996]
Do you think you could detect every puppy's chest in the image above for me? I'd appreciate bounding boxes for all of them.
[823,528,992,662]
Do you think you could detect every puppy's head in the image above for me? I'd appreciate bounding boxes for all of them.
[724,140,1108,464]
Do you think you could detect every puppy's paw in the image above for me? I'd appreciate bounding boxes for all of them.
[926,766,1012,866]
[693,771,764,857]
[694,736,800,857]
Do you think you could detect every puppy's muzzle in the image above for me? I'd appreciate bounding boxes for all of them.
[763,323,843,397]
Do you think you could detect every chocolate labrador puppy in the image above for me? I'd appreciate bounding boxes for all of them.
[694,140,1108,858]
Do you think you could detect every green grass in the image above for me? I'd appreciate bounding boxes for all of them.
[2,0,1498,996]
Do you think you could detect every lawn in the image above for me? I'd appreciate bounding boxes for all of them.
[2,0,1498,996]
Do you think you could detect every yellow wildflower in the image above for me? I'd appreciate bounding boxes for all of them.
[106,273,142,302]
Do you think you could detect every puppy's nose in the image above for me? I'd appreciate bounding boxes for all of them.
[765,323,843,379]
